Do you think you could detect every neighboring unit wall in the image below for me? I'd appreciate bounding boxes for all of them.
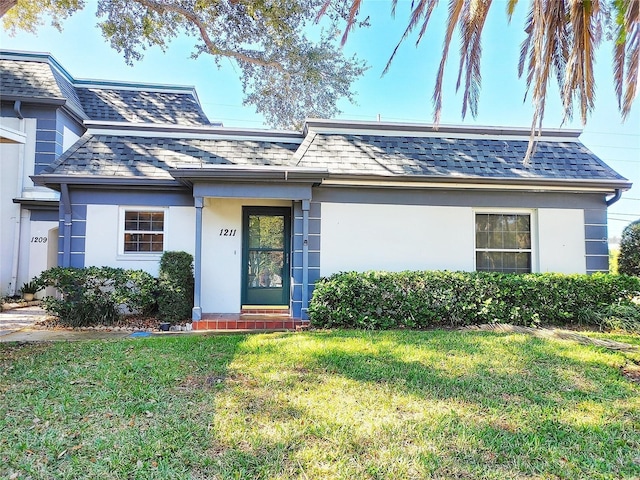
[0,138,21,295]
[0,114,37,294]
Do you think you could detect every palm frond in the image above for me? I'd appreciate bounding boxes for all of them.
[621,0,639,119]
[563,0,601,124]
[506,0,520,20]
[340,0,363,45]
[456,0,492,119]
[433,0,466,125]
[382,0,439,75]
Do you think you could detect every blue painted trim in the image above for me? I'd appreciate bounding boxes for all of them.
[192,196,203,321]
[70,189,193,206]
[302,200,310,318]
[585,240,608,255]
[30,210,58,221]
[61,184,71,267]
[586,255,609,271]
[313,187,606,209]
[193,182,312,201]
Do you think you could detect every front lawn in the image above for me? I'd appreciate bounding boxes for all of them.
[1,330,639,479]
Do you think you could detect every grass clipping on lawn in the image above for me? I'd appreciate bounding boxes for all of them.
[1,330,639,479]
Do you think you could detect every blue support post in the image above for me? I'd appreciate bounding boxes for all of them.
[192,196,203,321]
[302,199,310,319]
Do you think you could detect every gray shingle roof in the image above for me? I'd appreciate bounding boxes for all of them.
[44,135,301,179]
[0,59,65,100]
[75,88,209,125]
[1,55,210,126]
[294,134,628,182]
[41,129,628,188]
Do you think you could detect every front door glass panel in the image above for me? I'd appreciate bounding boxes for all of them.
[243,208,290,306]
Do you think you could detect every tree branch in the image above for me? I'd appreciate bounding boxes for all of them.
[131,0,284,70]
[0,0,17,17]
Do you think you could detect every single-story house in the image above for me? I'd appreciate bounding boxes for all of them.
[33,118,631,329]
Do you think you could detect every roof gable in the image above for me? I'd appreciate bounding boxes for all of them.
[0,51,210,126]
[75,88,210,125]
[0,59,65,101]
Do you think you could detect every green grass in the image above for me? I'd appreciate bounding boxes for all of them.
[1,330,639,479]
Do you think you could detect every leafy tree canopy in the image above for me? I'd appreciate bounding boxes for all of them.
[1,0,368,129]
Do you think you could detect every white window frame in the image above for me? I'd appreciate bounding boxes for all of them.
[117,207,168,260]
[473,208,538,273]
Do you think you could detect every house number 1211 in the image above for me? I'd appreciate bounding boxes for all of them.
[219,229,236,236]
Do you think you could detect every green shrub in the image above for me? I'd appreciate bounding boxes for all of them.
[309,271,640,330]
[619,219,640,276]
[157,251,194,323]
[596,302,640,333]
[20,280,41,294]
[36,267,157,327]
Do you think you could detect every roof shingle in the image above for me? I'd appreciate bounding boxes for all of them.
[42,130,628,187]
[1,54,210,126]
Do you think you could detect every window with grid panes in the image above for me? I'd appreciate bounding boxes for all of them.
[475,213,532,273]
[123,211,164,253]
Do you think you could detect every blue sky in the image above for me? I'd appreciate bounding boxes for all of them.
[1,0,638,237]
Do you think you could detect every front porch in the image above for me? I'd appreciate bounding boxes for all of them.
[170,164,326,326]
[192,313,310,331]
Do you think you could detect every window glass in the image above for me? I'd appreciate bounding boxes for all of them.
[248,215,284,249]
[475,213,531,273]
[123,210,164,253]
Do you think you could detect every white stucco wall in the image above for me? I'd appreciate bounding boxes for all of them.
[84,204,195,276]
[538,208,586,273]
[62,125,80,152]
[0,117,37,295]
[26,220,58,295]
[320,203,475,276]
[321,203,589,276]
[201,198,292,313]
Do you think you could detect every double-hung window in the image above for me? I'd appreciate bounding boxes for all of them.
[122,210,165,254]
[475,213,532,273]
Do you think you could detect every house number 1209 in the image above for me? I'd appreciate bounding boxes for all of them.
[219,229,236,236]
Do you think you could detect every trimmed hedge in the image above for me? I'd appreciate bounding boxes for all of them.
[157,251,194,323]
[308,271,640,330]
[37,267,157,327]
[619,220,640,276]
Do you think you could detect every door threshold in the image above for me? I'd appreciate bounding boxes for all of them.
[241,305,290,315]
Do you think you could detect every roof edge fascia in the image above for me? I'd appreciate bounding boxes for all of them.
[84,121,303,141]
[32,175,184,191]
[1,94,66,107]
[321,174,632,193]
[304,118,583,140]
[172,165,328,183]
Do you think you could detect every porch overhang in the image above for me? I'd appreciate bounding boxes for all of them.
[172,165,328,201]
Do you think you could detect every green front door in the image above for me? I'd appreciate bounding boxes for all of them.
[242,207,291,306]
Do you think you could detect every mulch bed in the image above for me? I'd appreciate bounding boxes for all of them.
[34,315,180,332]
